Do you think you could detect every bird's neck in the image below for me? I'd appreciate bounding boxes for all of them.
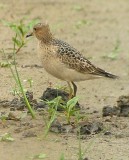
[40,32,53,44]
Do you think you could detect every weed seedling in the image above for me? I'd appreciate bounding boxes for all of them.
[29,153,46,159]
[63,96,79,124]
[75,20,92,29]
[0,133,14,142]
[1,19,39,118]
[1,18,39,53]
[59,153,65,160]
[43,96,62,136]
[72,5,84,11]
[0,61,11,67]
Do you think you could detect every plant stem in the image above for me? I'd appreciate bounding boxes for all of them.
[15,43,24,54]
[13,36,35,118]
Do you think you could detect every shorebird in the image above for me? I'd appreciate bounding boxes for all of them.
[26,22,118,99]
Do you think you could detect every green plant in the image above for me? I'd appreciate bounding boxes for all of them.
[44,96,79,132]
[63,97,79,124]
[102,39,121,60]
[72,5,84,11]
[1,41,35,118]
[23,78,33,88]
[29,153,46,159]
[77,128,85,160]
[1,19,39,118]
[74,110,88,125]
[1,18,39,53]
[75,20,92,29]
[0,133,14,142]
[43,96,62,136]
[59,153,65,160]
[0,61,11,67]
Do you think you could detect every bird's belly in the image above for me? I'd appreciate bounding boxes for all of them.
[38,45,100,82]
[42,58,99,82]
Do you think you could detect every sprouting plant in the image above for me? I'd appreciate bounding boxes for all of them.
[0,112,8,124]
[78,128,85,160]
[10,84,27,96]
[102,39,121,60]
[74,110,88,125]
[1,18,39,53]
[0,133,14,142]
[1,40,35,118]
[63,97,79,124]
[23,78,33,88]
[75,20,92,29]
[78,140,84,160]
[59,153,65,160]
[0,61,11,67]
[0,19,38,118]
[43,96,62,136]
[72,5,84,11]
[29,153,46,159]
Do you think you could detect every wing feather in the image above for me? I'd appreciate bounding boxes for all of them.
[52,39,118,79]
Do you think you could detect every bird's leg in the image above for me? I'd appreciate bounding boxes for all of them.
[67,81,73,99]
[71,81,77,97]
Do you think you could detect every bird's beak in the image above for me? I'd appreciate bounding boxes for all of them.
[26,32,33,38]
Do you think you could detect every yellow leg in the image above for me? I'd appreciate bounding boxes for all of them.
[67,81,73,99]
[71,81,77,97]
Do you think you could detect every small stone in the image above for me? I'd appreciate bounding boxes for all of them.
[79,121,103,135]
[14,127,22,133]
[117,95,129,117]
[22,130,37,138]
[50,119,62,133]
[102,105,120,117]
[7,112,20,121]
[104,131,111,135]
[10,107,15,111]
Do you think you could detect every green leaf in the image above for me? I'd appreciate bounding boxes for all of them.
[18,25,25,36]
[67,97,78,109]
[12,37,21,47]
[30,153,46,159]
[59,153,65,160]
[0,61,11,67]
[72,5,83,11]
[0,133,14,142]
[75,20,91,29]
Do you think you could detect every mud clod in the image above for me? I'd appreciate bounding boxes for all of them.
[40,88,80,111]
[104,131,112,136]
[103,95,129,117]
[79,121,103,135]
[41,88,69,101]
[50,119,62,133]
[117,95,129,117]
[102,105,120,117]
[0,100,11,108]
[0,91,40,110]
[22,130,37,138]
[50,119,74,133]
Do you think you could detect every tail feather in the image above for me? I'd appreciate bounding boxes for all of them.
[95,67,118,79]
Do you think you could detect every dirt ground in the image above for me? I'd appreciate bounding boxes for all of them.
[1,0,129,160]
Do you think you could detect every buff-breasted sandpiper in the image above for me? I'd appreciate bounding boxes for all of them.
[26,22,118,99]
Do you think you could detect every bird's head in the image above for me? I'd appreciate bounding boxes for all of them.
[26,22,52,42]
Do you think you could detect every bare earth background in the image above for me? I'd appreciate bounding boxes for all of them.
[0,0,129,160]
